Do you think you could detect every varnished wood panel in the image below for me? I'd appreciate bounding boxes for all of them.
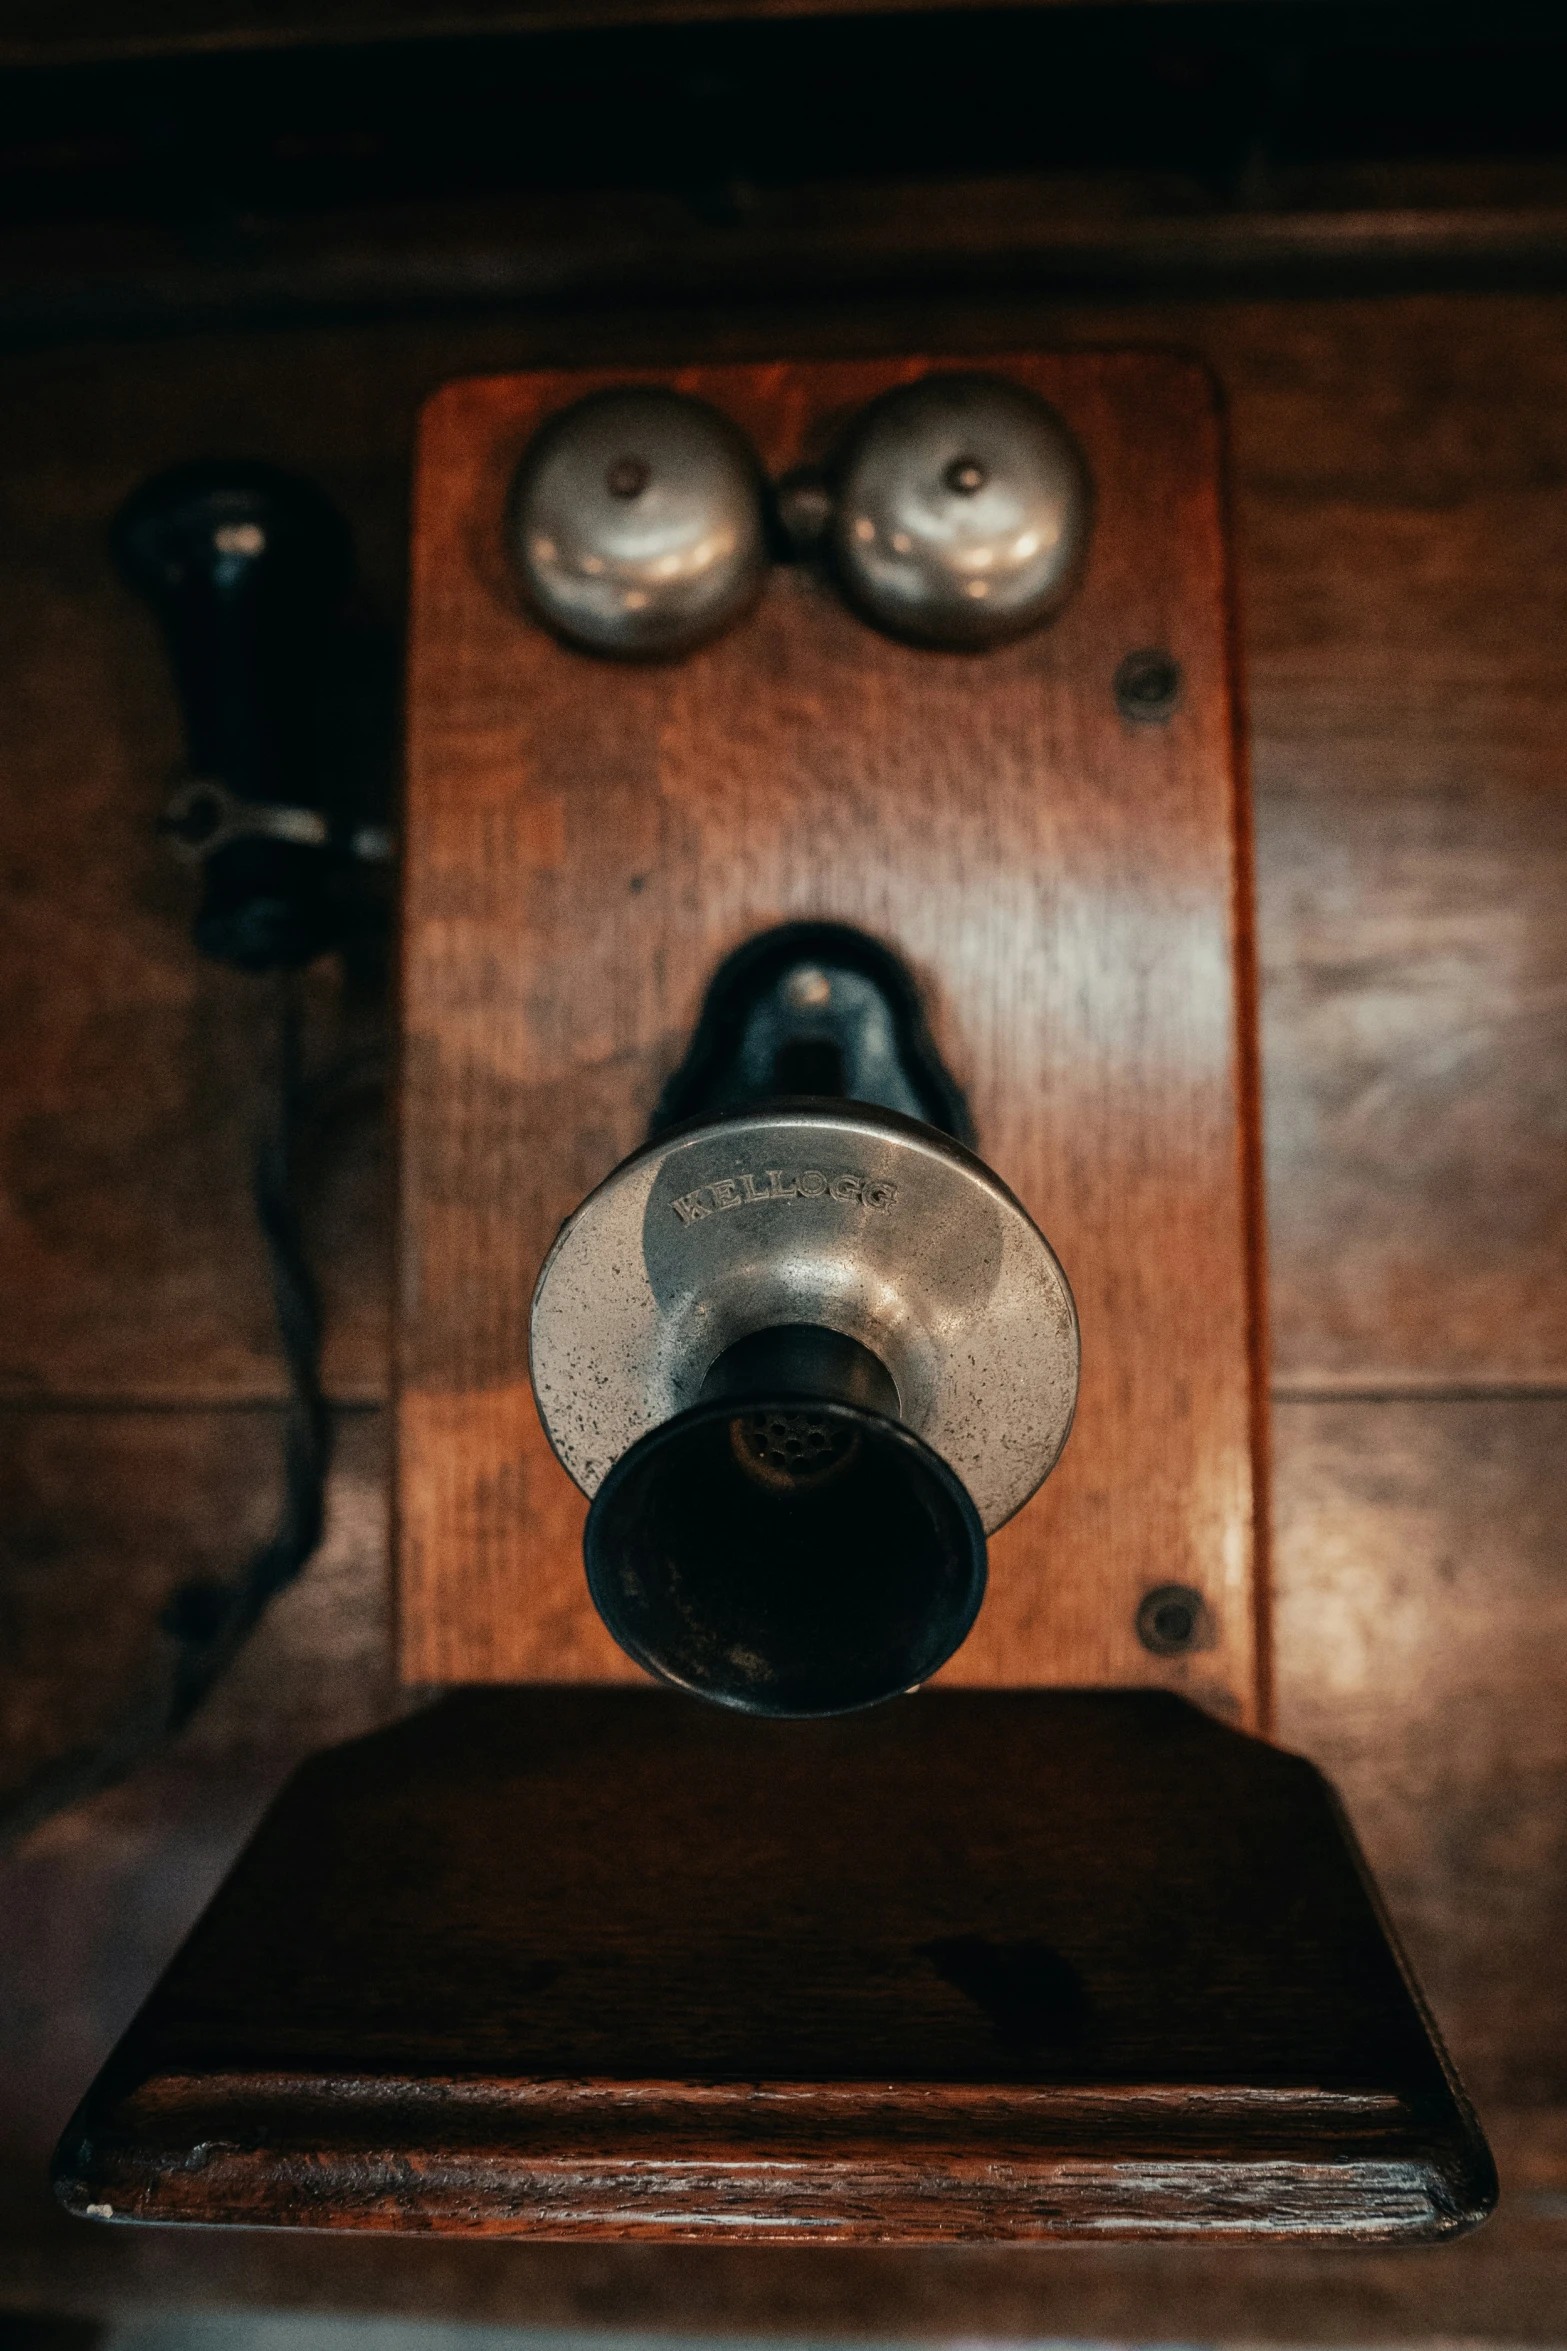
[1261,786,1567,1390]
[2,292,1566,2312]
[0,1409,393,2176]
[1,299,1565,1408]
[1232,294,1567,1391]
[1273,1396,1567,2110]
[0,344,398,1407]
[0,1407,393,1820]
[397,352,1264,1710]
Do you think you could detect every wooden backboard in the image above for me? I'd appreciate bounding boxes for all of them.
[397,352,1267,1726]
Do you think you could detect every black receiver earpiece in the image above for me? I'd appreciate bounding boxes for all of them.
[114,461,393,971]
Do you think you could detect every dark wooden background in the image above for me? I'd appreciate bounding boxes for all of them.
[1,0,1566,2334]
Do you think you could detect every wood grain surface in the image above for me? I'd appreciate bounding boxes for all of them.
[1273,1396,1567,2112]
[52,1687,1492,2242]
[0,0,1200,71]
[3,1401,1561,2321]
[398,352,1265,1713]
[2,298,1564,1408]
[0,1411,395,2182]
[2,291,1566,2318]
[11,2145,1567,2339]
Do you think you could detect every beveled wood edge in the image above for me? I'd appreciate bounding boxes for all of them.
[1215,372,1274,1739]
[0,0,1196,77]
[55,2070,1496,2244]
[408,342,1232,444]
[1317,1771,1501,2218]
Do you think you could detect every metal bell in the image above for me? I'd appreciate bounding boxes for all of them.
[829,374,1091,649]
[509,387,768,658]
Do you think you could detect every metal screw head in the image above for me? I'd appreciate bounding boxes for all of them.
[830,374,1091,650]
[212,520,266,557]
[784,964,833,1010]
[606,455,651,501]
[510,387,768,659]
[1136,1583,1211,1657]
[774,467,835,556]
[943,456,988,497]
[1115,647,1183,723]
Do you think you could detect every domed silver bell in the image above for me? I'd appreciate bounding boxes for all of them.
[509,387,768,658]
[829,374,1091,649]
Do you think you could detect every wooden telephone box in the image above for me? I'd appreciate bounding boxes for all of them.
[54,352,1493,2243]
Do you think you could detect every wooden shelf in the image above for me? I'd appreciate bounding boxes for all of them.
[55,1688,1493,2241]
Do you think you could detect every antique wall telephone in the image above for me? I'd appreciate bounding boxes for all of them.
[516,380,1084,1715]
[56,354,1494,2242]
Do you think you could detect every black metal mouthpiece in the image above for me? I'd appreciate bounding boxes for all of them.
[583,1323,987,1718]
